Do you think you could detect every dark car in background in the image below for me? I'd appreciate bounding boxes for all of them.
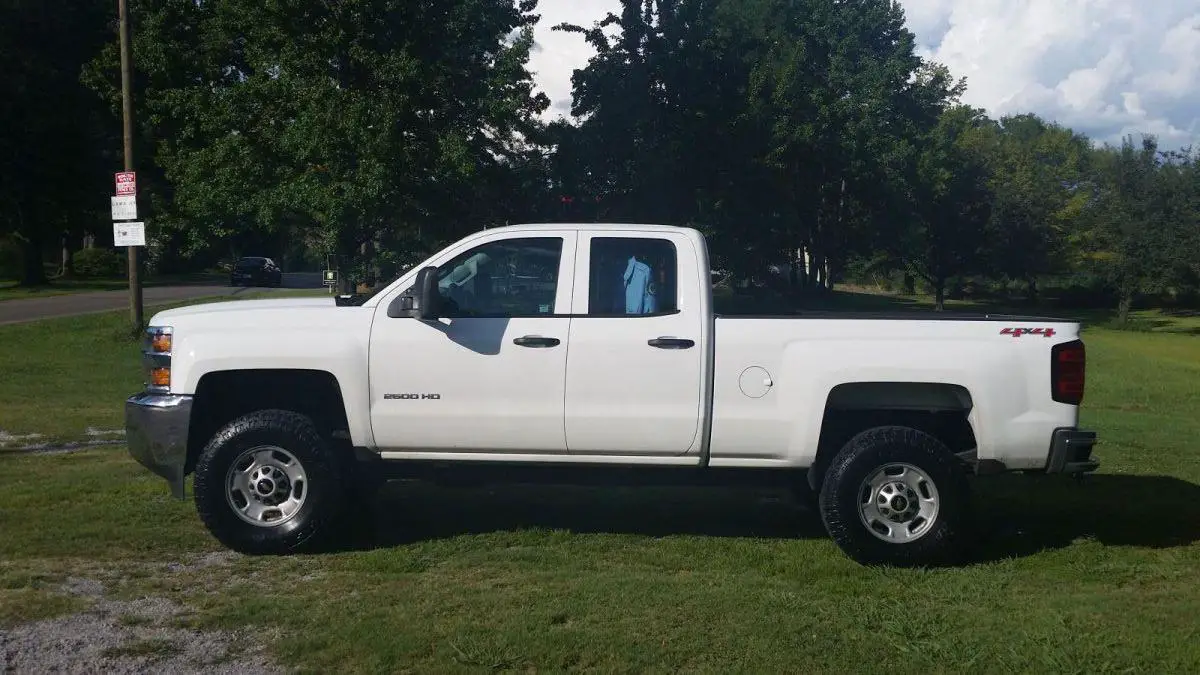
[229,256,282,287]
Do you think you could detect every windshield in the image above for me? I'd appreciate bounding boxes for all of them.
[333,268,409,306]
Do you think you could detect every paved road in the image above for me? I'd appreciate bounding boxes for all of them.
[0,273,325,326]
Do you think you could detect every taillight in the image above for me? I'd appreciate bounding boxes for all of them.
[1051,339,1085,405]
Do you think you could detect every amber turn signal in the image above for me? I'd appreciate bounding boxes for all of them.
[150,367,171,387]
[151,332,172,352]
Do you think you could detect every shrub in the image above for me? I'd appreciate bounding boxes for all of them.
[73,247,125,278]
[0,238,20,279]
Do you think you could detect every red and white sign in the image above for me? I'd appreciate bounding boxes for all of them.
[115,171,136,196]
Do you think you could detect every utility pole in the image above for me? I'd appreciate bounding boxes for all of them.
[119,0,143,334]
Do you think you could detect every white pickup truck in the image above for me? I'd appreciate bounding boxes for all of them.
[126,223,1097,566]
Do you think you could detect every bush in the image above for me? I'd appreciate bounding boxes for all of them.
[0,237,20,279]
[72,247,125,278]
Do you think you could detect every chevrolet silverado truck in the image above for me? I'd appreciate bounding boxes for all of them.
[125,223,1097,567]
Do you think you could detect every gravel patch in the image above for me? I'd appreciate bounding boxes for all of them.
[0,439,127,454]
[86,428,126,438]
[161,551,242,575]
[0,427,127,453]
[0,576,285,674]
[0,431,45,451]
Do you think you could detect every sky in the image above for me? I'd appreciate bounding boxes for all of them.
[526,0,1200,149]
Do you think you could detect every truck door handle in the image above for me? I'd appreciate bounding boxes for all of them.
[648,337,695,349]
[513,335,560,348]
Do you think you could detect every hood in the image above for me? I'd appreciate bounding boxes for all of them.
[149,297,336,322]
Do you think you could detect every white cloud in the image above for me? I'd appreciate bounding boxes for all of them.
[528,0,1200,149]
[902,0,1200,147]
[527,1,614,117]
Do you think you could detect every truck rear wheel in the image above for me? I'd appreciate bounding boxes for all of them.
[193,409,350,555]
[818,425,973,567]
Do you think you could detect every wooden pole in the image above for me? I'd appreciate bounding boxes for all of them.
[119,0,143,334]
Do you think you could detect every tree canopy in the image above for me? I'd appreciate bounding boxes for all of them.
[2,0,1197,319]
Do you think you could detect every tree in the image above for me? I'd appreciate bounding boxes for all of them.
[554,0,962,294]
[980,114,1094,301]
[900,105,994,310]
[85,0,550,288]
[1081,136,1199,322]
[0,0,113,285]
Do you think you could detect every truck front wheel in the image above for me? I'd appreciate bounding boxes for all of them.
[818,425,973,567]
[193,409,350,555]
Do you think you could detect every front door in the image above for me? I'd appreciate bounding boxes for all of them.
[564,231,705,455]
[368,231,577,453]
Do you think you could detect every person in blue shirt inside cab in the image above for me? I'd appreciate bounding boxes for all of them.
[623,254,657,314]
[590,237,675,316]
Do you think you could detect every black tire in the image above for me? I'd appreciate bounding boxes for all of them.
[818,425,973,567]
[193,409,350,555]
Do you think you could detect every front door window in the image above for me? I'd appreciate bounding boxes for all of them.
[435,237,563,317]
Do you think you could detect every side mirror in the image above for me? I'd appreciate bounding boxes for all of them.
[387,266,440,319]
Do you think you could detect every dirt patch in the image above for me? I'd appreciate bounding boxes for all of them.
[0,576,284,674]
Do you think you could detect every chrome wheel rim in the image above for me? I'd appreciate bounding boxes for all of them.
[857,463,940,543]
[225,446,308,528]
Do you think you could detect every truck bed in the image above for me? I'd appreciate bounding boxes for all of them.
[714,311,1078,322]
[705,313,1083,470]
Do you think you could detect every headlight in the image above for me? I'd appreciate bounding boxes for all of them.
[143,326,173,392]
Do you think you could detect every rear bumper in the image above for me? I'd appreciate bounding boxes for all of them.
[125,392,193,499]
[1045,427,1099,475]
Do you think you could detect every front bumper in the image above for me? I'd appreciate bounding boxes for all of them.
[1045,427,1099,475]
[125,392,193,499]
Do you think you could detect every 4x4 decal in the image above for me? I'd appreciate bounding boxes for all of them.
[1000,327,1056,338]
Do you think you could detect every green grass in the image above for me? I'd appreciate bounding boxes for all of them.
[102,638,184,660]
[0,290,1198,671]
[0,586,90,629]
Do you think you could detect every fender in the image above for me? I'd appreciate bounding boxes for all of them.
[152,300,376,449]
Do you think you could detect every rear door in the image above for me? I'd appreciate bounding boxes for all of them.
[563,230,706,455]
[368,230,577,454]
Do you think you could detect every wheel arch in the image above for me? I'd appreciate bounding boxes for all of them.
[806,381,978,492]
[185,369,352,475]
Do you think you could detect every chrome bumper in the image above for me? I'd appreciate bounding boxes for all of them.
[125,392,193,499]
[1045,428,1099,475]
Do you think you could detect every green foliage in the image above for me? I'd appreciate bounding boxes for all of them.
[72,248,125,278]
[981,114,1095,296]
[84,0,550,289]
[0,0,113,286]
[896,105,994,310]
[1078,137,1200,322]
[0,238,21,280]
[554,0,959,292]
[3,0,1195,314]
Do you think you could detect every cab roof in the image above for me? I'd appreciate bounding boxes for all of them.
[481,222,697,234]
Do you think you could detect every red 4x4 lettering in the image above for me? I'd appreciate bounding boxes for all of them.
[1001,327,1056,338]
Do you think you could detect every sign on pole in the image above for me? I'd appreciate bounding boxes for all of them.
[113,221,146,247]
[322,270,338,286]
[115,171,136,195]
[111,195,137,221]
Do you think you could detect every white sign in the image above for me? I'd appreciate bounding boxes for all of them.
[113,222,146,247]
[111,195,137,220]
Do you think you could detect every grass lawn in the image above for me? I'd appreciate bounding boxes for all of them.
[1,290,1199,672]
